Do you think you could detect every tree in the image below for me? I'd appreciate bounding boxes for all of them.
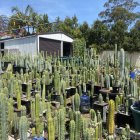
[99,0,140,26]
[79,21,90,45]
[88,20,109,51]
[9,5,38,35]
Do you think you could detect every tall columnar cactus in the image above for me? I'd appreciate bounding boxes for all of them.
[19,116,28,140]
[0,93,8,140]
[105,74,110,89]
[114,44,118,67]
[48,115,55,140]
[42,80,46,111]
[115,95,120,112]
[74,111,81,140]
[108,100,115,135]
[36,117,44,137]
[82,118,89,140]
[31,99,35,121]
[17,89,21,110]
[97,111,102,139]
[120,48,125,80]
[125,99,129,115]
[70,120,75,140]
[98,93,103,104]
[72,92,80,111]
[35,93,40,119]
[27,82,32,100]
[58,109,65,140]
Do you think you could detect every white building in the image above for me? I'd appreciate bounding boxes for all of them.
[0,32,73,57]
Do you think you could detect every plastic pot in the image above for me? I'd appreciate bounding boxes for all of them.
[130,105,140,132]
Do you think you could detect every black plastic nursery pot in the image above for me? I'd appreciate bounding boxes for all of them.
[94,85,102,95]
[99,89,121,101]
[22,83,27,92]
[51,94,60,102]
[13,65,26,74]
[116,112,134,128]
[90,95,98,107]
[112,86,121,93]
[3,61,11,70]
[70,87,76,96]
[93,101,108,123]
[131,105,140,132]
[65,88,71,98]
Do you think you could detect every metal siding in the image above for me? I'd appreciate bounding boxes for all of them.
[5,36,37,56]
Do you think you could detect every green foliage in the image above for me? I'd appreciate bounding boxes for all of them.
[73,38,86,57]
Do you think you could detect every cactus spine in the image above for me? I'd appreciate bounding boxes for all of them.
[108,100,115,135]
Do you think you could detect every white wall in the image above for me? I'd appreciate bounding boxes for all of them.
[4,36,37,56]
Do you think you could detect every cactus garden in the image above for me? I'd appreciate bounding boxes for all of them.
[0,45,140,140]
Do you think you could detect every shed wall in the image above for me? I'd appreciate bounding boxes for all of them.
[4,36,37,56]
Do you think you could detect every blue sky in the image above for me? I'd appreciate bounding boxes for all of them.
[0,0,140,25]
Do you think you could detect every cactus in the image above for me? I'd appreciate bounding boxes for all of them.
[35,93,40,119]
[87,128,95,140]
[121,128,127,140]
[90,109,97,122]
[72,92,80,111]
[74,111,81,140]
[125,124,130,140]
[31,99,35,121]
[17,89,21,110]
[97,111,102,139]
[105,74,110,90]
[98,93,103,104]
[48,115,55,140]
[126,99,129,115]
[115,95,120,112]
[0,93,8,140]
[31,127,36,137]
[21,105,26,116]
[106,93,109,104]
[42,81,46,111]
[70,120,75,140]
[27,82,32,100]
[108,100,115,135]
[36,117,44,137]
[58,109,65,140]
[19,116,28,140]
[120,48,125,80]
